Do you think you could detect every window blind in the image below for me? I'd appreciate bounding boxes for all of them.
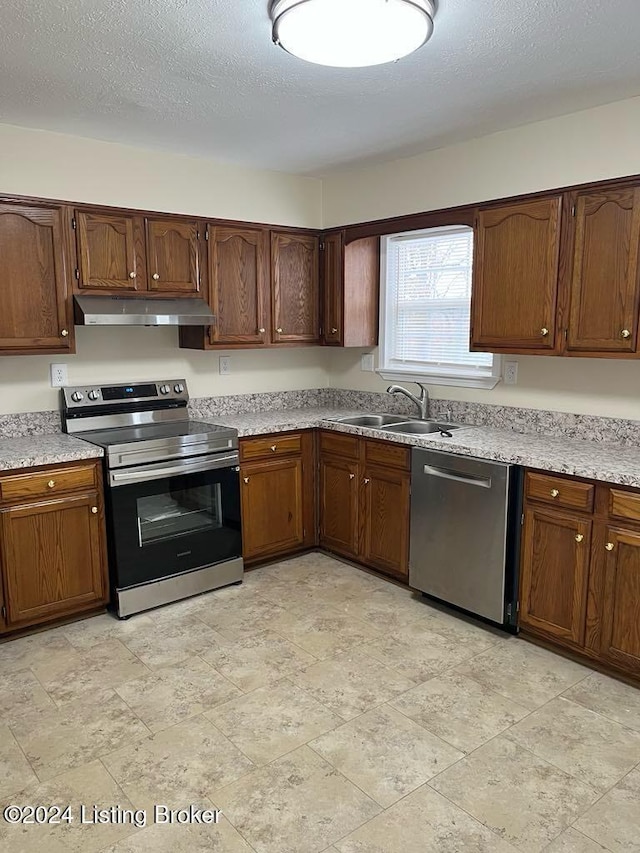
[382,226,493,376]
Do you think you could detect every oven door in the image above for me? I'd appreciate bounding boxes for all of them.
[106,454,241,589]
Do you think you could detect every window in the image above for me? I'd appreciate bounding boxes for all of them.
[378,225,500,388]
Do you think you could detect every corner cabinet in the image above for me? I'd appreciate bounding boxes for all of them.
[322,232,379,347]
[0,202,73,354]
[470,197,563,353]
[0,461,109,634]
[519,470,640,681]
[271,232,320,343]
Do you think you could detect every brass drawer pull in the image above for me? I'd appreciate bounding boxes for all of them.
[605,542,615,551]
[621,329,631,339]
[276,327,283,334]
[47,480,55,489]
[60,329,69,337]
[550,488,559,498]
[91,506,98,514]
[363,478,370,485]
[243,477,250,484]
[540,327,549,337]
[575,534,584,543]
[271,445,277,452]
[331,327,338,334]
[129,271,136,279]
[152,273,160,281]
[258,328,266,334]
[349,473,355,480]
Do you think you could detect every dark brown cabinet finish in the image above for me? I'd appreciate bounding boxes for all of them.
[0,202,72,353]
[598,526,640,675]
[471,197,563,352]
[322,232,379,347]
[520,507,591,646]
[209,226,269,345]
[318,432,410,580]
[319,455,359,557]
[75,210,146,292]
[271,232,320,343]
[0,461,108,633]
[146,218,201,294]
[566,188,640,352]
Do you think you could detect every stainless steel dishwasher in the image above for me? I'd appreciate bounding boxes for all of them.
[410,448,521,629]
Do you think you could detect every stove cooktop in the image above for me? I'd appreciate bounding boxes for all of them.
[78,419,234,449]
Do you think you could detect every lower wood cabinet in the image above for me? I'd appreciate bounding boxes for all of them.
[239,431,316,564]
[519,469,640,681]
[0,461,108,633]
[319,431,410,580]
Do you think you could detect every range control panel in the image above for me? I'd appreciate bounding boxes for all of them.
[62,379,188,408]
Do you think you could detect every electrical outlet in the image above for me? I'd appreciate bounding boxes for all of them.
[361,353,375,372]
[504,361,518,385]
[219,356,231,376]
[50,363,68,388]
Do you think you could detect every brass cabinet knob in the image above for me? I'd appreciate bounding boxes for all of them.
[605,542,615,551]
[60,329,69,337]
[349,473,355,480]
[91,506,98,514]
[243,477,250,484]
[363,478,370,485]
[258,328,266,334]
[152,273,160,280]
[129,271,136,279]
[270,445,277,452]
[540,327,549,337]
[621,329,631,339]
[550,488,559,498]
[47,480,55,488]
[331,328,338,334]
[575,534,584,543]
[276,327,283,334]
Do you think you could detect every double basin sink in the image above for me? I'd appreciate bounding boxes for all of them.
[333,413,465,435]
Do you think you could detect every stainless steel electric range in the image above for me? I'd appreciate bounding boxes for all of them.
[62,379,243,617]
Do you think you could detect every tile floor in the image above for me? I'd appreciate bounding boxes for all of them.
[1,552,640,852]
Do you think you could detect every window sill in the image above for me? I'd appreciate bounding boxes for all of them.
[377,369,502,390]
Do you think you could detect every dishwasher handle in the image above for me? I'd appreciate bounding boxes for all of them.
[423,464,492,489]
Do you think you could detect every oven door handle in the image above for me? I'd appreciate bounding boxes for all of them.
[109,453,240,487]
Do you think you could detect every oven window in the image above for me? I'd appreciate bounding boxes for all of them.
[137,483,223,546]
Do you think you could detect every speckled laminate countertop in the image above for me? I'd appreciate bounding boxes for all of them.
[213,407,640,488]
[0,434,104,472]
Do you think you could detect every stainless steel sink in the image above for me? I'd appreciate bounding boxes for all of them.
[335,414,407,427]
[382,420,463,435]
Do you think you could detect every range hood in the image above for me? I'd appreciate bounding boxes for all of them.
[74,295,215,326]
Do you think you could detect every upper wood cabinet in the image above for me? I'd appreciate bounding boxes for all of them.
[471,197,563,352]
[75,210,146,292]
[322,232,379,347]
[271,232,320,343]
[146,218,201,294]
[208,226,269,346]
[566,188,640,353]
[0,202,73,354]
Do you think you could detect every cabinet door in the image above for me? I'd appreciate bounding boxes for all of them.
[520,507,591,646]
[322,232,343,345]
[0,203,72,351]
[567,188,640,352]
[361,464,410,579]
[241,457,304,560]
[76,210,145,292]
[319,455,359,557]
[271,232,320,343]
[599,527,640,675]
[209,226,269,345]
[146,218,201,293]
[0,492,107,627]
[471,197,562,350]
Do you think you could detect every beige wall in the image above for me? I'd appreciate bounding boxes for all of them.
[0,123,326,414]
[323,96,640,420]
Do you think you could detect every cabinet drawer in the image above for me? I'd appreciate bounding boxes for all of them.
[609,488,640,523]
[240,433,302,462]
[364,439,410,471]
[319,430,359,460]
[0,464,97,503]
[525,472,594,512]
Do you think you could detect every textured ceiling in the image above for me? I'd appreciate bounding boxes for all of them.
[0,0,639,175]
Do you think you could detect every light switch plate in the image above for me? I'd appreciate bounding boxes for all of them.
[361,353,375,372]
[219,356,231,376]
[504,361,518,385]
[50,363,68,387]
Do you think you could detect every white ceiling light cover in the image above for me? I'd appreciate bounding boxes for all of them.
[271,0,436,68]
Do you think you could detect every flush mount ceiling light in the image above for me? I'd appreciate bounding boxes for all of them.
[270,0,435,68]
